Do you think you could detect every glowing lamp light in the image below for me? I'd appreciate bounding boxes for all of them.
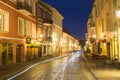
[40,34,43,38]
[86,41,89,44]
[116,10,120,19]
[93,34,96,38]
[53,37,57,42]
[63,39,66,43]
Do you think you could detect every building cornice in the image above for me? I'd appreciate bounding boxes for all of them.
[53,23,63,30]
[0,1,36,22]
[51,7,64,20]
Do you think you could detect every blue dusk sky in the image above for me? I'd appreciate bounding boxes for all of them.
[42,0,94,40]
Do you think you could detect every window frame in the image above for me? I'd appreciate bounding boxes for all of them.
[0,9,9,32]
[18,17,25,36]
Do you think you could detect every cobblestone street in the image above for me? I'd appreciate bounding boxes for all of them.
[7,52,96,80]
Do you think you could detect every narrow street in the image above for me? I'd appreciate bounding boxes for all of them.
[7,52,96,80]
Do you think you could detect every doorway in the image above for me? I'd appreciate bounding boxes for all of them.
[38,46,42,57]
[1,49,7,65]
[107,43,111,58]
[16,45,22,63]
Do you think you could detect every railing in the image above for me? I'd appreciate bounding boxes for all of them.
[43,19,53,24]
[17,2,32,13]
[47,37,52,42]
[44,37,52,42]
[89,21,95,27]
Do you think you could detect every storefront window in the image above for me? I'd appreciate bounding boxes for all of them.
[8,43,13,60]
[1,42,13,62]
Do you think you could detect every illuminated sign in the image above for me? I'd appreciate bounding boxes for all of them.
[26,37,31,44]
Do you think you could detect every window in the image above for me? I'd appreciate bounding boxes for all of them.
[117,0,120,8]
[32,23,36,38]
[0,13,4,30]
[26,21,31,37]
[42,11,46,19]
[25,0,31,5]
[18,17,25,36]
[0,9,9,32]
[38,8,42,18]
[106,12,110,31]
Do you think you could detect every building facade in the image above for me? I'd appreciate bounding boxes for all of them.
[51,7,64,56]
[0,0,80,66]
[0,0,37,66]
[88,0,120,61]
[62,28,80,55]
[37,1,53,57]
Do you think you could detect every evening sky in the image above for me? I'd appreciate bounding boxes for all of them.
[43,0,94,39]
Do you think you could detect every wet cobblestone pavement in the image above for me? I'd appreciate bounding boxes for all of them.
[7,52,96,80]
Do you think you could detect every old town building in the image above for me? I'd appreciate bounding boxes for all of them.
[0,0,80,66]
[87,0,120,61]
[51,7,64,56]
[62,28,80,55]
[36,1,53,57]
[0,0,37,65]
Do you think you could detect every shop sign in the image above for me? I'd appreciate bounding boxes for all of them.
[26,37,31,44]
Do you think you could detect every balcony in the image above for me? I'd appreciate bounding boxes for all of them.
[89,21,95,27]
[17,2,32,15]
[90,38,96,43]
[43,19,53,26]
[44,37,52,42]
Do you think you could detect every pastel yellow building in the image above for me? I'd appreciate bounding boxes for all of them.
[51,7,64,56]
[62,28,80,55]
[88,0,120,61]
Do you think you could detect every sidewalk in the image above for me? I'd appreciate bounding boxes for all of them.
[85,59,120,80]
[0,57,51,80]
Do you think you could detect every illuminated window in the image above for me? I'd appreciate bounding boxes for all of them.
[0,9,9,32]
[26,21,31,37]
[18,17,25,36]
[32,23,36,38]
[0,13,4,30]
[25,0,31,5]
